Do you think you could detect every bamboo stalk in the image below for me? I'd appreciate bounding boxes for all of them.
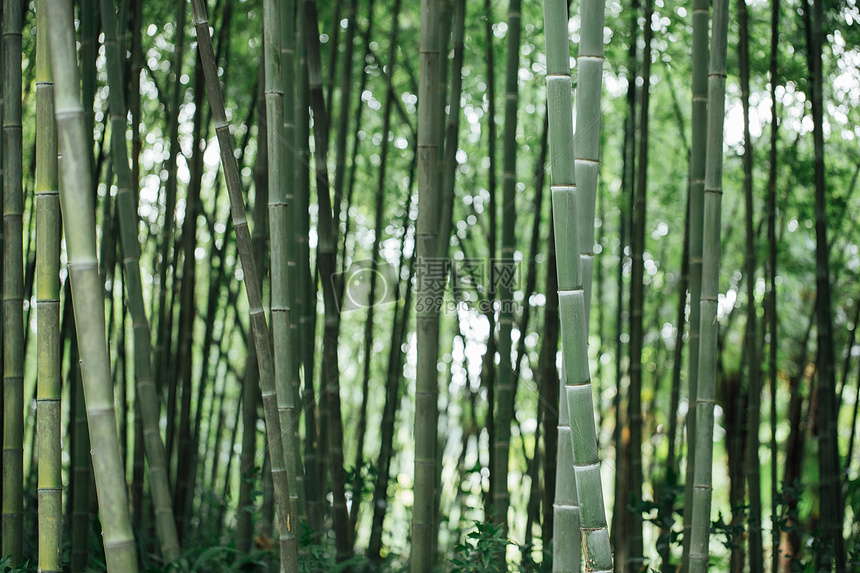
[542,0,613,570]
[264,0,301,538]
[47,0,138,569]
[688,0,729,569]
[294,0,323,534]
[575,0,605,325]
[807,0,845,565]
[492,0,521,536]
[766,1,780,569]
[154,0,187,403]
[627,0,652,568]
[367,152,417,562]
[303,0,353,561]
[188,0,298,570]
[351,0,393,536]
[412,0,441,569]
[35,1,62,568]
[738,0,763,567]
[98,0,182,558]
[2,0,24,562]
[280,0,305,523]
[682,0,709,563]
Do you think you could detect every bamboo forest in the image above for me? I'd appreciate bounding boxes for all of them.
[1,0,860,570]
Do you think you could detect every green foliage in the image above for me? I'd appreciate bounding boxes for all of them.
[0,556,30,573]
[710,510,746,552]
[145,546,269,573]
[448,521,512,573]
[296,527,370,573]
[631,483,684,560]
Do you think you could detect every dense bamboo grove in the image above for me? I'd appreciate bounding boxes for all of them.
[0,0,858,571]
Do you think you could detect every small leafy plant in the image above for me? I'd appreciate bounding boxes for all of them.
[449,521,512,573]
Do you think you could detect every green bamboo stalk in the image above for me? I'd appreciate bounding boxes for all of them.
[627,0,652,568]
[47,0,138,569]
[331,0,358,231]
[68,325,90,572]
[482,0,498,514]
[129,0,143,199]
[323,0,343,124]
[766,1,779,569]
[574,0,605,324]
[737,0,763,568]
[264,0,300,535]
[573,0,607,456]
[294,0,322,532]
[351,0,394,536]
[543,0,613,570]
[547,81,579,573]
[238,75,268,553]
[412,0,441,569]
[688,0,728,569]
[97,0,181,559]
[493,0,521,535]
[236,334,260,554]
[35,2,62,569]
[807,0,845,566]
[367,152,417,562]
[610,2,636,563]
[2,0,23,562]
[188,1,298,570]
[154,0,187,398]
[540,214,560,546]
[280,0,305,523]
[302,0,353,561]
[682,0,708,563]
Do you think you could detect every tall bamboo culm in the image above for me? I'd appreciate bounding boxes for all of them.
[188,1,298,570]
[493,0,522,535]
[2,0,23,563]
[766,1,780,569]
[280,0,305,522]
[688,0,728,570]
[681,0,709,563]
[572,0,607,560]
[35,1,62,569]
[574,0,605,321]
[265,0,301,529]
[97,0,182,560]
[294,0,322,534]
[46,0,138,570]
[412,0,441,570]
[302,0,353,560]
[543,1,613,571]
[547,6,580,572]
[738,0,764,568]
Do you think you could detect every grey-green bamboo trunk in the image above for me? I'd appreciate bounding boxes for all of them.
[47,0,139,569]
[412,0,441,569]
[2,0,24,562]
[543,0,613,570]
[688,0,728,570]
[35,1,62,568]
[682,0,708,563]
